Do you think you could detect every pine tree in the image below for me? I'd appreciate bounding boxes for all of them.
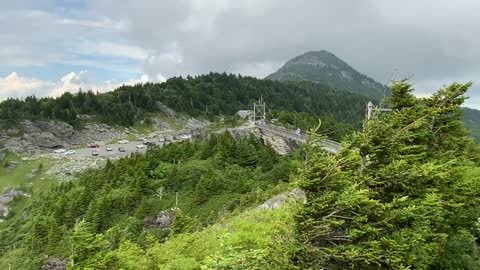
[296,81,480,269]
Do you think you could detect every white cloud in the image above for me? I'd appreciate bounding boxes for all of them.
[0,71,164,100]
[56,17,126,31]
[0,72,55,98]
[74,41,149,60]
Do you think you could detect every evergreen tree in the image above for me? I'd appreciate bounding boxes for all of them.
[296,81,480,269]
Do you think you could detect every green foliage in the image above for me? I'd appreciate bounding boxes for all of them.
[463,107,480,142]
[0,134,301,268]
[295,80,480,269]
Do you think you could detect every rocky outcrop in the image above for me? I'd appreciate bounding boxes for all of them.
[41,258,67,270]
[144,208,179,232]
[0,120,131,154]
[156,101,177,118]
[257,188,307,210]
[0,188,30,219]
[225,124,297,155]
[45,157,107,181]
[4,161,19,169]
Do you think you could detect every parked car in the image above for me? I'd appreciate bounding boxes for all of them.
[145,141,157,146]
[135,144,144,149]
[53,149,66,154]
[137,137,146,142]
[88,143,100,148]
[64,150,75,155]
[181,134,192,139]
[91,150,99,156]
[159,138,165,142]
[118,147,126,152]
[106,146,113,151]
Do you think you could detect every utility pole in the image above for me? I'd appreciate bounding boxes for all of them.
[366,101,392,120]
[361,101,393,176]
[253,95,266,125]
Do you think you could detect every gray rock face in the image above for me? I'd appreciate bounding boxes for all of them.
[4,161,19,169]
[225,124,296,155]
[144,208,179,232]
[0,189,30,204]
[45,157,107,181]
[24,132,65,148]
[0,189,30,220]
[257,188,307,210]
[0,120,130,154]
[41,258,67,270]
[156,101,177,118]
[0,204,8,218]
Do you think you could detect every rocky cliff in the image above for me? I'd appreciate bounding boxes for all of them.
[0,120,132,154]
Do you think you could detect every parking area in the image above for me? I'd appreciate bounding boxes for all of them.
[47,131,192,160]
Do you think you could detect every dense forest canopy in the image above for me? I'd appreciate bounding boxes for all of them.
[0,73,370,129]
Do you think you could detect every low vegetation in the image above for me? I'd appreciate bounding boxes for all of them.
[0,133,302,268]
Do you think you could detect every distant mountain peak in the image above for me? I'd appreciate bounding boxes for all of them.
[266,50,388,99]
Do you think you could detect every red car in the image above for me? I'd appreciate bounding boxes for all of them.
[89,143,100,148]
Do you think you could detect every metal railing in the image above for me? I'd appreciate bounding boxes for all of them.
[255,123,342,153]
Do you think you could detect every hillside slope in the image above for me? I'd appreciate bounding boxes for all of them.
[266,50,389,99]
[463,107,480,142]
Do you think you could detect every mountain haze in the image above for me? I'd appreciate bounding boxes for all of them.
[266,50,389,99]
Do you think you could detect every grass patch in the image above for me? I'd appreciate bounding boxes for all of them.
[156,113,184,131]
[148,204,298,269]
[0,154,56,192]
[132,120,154,134]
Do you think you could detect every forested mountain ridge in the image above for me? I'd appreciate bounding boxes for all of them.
[463,107,480,141]
[0,73,372,140]
[265,50,389,99]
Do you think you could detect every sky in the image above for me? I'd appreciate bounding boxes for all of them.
[0,0,479,109]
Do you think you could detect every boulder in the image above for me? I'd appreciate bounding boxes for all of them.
[41,258,67,270]
[0,204,8,218]
[144,208,179,231]
[4,161,19,169]
[0,188,29,204]
[257,188,307,210]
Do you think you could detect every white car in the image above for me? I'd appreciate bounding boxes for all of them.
[118,140,129,144]
[64,150,76,155]
[135,144,144,149]
[53,149,66,154]
[106,146,113,151]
